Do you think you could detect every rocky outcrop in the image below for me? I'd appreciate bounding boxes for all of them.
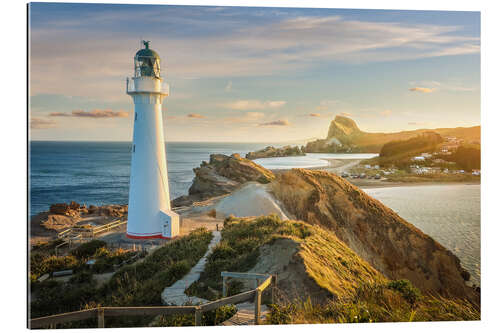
[245,145,305,160]
[271,169,478,303]
[172,154,275,207]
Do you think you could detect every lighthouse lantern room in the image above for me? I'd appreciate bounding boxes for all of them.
[126,40,179,239]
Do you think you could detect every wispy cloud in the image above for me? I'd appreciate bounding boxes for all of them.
[187,113,205,119]
[225,81,232,92]
[380,109,392,117]
[409,87,435,93]
[309,113,322,117]
[339,112,352,117]
[408,121,431,126]
[49,109,129,118]
[30,10,479,99]
[30,117,57,129]
[259,119,290,126]
[224,112,265,123]
[223,100,286,110]
[316,100,340,111]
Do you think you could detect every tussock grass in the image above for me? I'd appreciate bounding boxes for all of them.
[267,281,480,324]
[186,215,385,302]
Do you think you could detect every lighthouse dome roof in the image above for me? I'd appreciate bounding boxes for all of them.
[135,47,160,60]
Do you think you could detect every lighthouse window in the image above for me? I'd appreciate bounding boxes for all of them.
[133,145,135,153]
[135,112,137,120]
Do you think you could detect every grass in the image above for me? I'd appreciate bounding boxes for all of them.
[30,228,215,327]
[186,215,385,302]
[267,280,480,324]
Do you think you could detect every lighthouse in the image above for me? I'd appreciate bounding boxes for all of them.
[126,40,179,239]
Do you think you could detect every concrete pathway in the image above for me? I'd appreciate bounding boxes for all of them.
[161,230,221,305]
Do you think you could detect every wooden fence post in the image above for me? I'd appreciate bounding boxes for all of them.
[271,274,277,304]
[97,307,105,328]
[222,276,227,297]
[254,289,262,325]
[195,307,202,326]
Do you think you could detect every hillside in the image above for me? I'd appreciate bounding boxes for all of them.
[271,169,478,304]
[304,115,480,153]
[186,215,386,303]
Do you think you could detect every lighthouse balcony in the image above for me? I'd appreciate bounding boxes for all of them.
[126,77,169,96]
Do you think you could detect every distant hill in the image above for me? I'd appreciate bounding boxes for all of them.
[304,115,480,153]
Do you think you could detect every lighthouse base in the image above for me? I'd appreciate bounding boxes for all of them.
[126,210,180,240]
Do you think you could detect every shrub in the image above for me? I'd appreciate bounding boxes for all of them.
[71,240,107,259]
[207,209,217,218]
[387,279,421,305]
[69,270,94,284]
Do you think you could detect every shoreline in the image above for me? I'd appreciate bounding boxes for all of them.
[270,157,480,189]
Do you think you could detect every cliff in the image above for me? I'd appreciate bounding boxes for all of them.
[172,153,275,207]
[304,115,480,153]
[271,169,478,304]
[245,145,305,160]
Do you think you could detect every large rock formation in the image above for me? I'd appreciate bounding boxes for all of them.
[172,153,275,207]
[245,145,305,160]
[271,169,478,303]
[304,115,481,153]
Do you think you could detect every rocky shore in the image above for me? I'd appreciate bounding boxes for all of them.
[172,153,275,207]
[245,145,305,159]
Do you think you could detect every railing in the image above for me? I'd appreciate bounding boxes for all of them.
[29,272,277,328]
[126,77,169,96]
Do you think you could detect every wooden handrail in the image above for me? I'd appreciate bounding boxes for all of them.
[200,290,256,312]
[29,273,277,328]
[30,308,97,328]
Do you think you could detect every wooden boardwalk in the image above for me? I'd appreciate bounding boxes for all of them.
[221,302,269,326]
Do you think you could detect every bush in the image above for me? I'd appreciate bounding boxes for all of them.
[387,279,421,305]
[152,305,237,326]
[69,270,94,284]
[30,254,79,279]
[71,240,107,259]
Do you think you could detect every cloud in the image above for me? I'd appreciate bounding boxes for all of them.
[30,117,57,129]
[259,119,290,126]
[408,121,431,126]
[225,81,232,92]
[49,109,129,118]
[309,113,322,117]
[223,100,286,110]
[339,112,352,117]
[187,113,205,119]
[224,112,265,124]
[380,110,392,117]
[29,9,479,100]
[409,87,435,93]
[316,100,340,111]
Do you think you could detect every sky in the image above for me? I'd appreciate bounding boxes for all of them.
[29,3,480,142]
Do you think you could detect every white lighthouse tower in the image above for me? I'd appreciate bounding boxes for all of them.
[126,40,179,239]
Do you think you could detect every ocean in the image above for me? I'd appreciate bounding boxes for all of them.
[29,141,480,284]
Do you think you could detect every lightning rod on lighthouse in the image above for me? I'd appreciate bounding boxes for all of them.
[126,40,179,239]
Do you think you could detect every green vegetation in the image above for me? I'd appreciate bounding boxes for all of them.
[30,228,225,328]
[373,132,443,168]
[267,281,479,324]
[449,145,481,171]
[152,304,237,326]
[384,170,480,183]
[70,240,107,259]
[186,215,385,302]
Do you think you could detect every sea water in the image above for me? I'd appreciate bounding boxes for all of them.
[365,185,480,285]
